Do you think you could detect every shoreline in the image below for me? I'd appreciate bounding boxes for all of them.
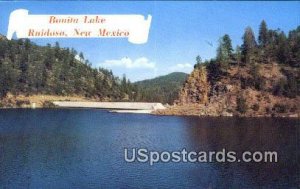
[155,104,300,118]
[154,111,300,118]
[52,101,166,111]
[0,106,299,118]
[0,95,298,118]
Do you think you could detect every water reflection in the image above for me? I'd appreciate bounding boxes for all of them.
[0,109,298,188]
[181,117,299,188]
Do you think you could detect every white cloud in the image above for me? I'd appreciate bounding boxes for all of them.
[99,57,156,69]
[169,63,193,73]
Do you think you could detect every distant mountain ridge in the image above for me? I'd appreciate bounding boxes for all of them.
[135,72,188,104]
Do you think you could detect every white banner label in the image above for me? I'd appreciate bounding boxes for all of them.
[7,9,152,44]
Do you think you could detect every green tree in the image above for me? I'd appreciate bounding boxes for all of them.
[265,29,282,62]
[0,58,20,97]
[216,34,233,71]
[194,55,202,68]
[223,34,233,57]
[241,27,257,64]
[79,52,84,62]
[285,74,297,98]
[54,42,63,60]
[287,26,300,67]
[276,32,289,64]
[235,45,242,81]
[18,48,29,93]
[0,39,8,59]
[0,37,138,101]
[235,45,242,65]
[258,20,268,48]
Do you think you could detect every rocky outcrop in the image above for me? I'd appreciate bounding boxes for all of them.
[156,63,300,117]
[177,66,209,104]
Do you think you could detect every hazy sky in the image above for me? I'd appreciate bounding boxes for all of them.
[0,1,299,81]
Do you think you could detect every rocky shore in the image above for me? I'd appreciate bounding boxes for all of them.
[155,64,300,118]
[155,104,299,118]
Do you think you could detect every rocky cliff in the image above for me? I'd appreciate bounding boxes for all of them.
[157,63,299,117]
[177,67,209,105]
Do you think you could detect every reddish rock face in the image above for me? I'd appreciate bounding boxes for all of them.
[178,66,209,105]
[162,63,299,117]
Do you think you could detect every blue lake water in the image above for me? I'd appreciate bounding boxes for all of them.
[0,109,299,188]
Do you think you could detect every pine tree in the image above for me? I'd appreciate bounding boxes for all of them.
[54,42,62,60]
[0,37,138,100]
[235,45,242,65]
[277,32,288,64]
[194,55,202,68]
[241,27,257,64]
[235,45,242,80]
[79,52,84,62]
[0,58,20,97]
[223,34,233,57]
[0,39,8,59]
[18,47,29,92]
[258,20,268,47]
[287,26,300,67]
[216,34,233,70]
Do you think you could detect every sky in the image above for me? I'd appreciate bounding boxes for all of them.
[0,1,299,81]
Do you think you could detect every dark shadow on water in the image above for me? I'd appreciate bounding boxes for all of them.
[180,116,299,188]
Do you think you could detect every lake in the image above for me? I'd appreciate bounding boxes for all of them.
[0,109,298,188]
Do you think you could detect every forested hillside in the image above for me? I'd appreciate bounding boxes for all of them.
[135,72,188,104]
[158,21,300,117]
[0,35,137,102]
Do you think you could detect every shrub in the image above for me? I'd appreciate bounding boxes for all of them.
[236,95,248,114]
[273,78,286,96]
[16,100,30,107]
[273,75,298,98]
[43,101,56,108]
[272,103,288,113]
[252,103,260,111]
[290,105,297,113]
[240,77,252,89]
[206,59,222,82]
[256,94,262,101]
[285,75,297,98]
[254,78,266,91]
